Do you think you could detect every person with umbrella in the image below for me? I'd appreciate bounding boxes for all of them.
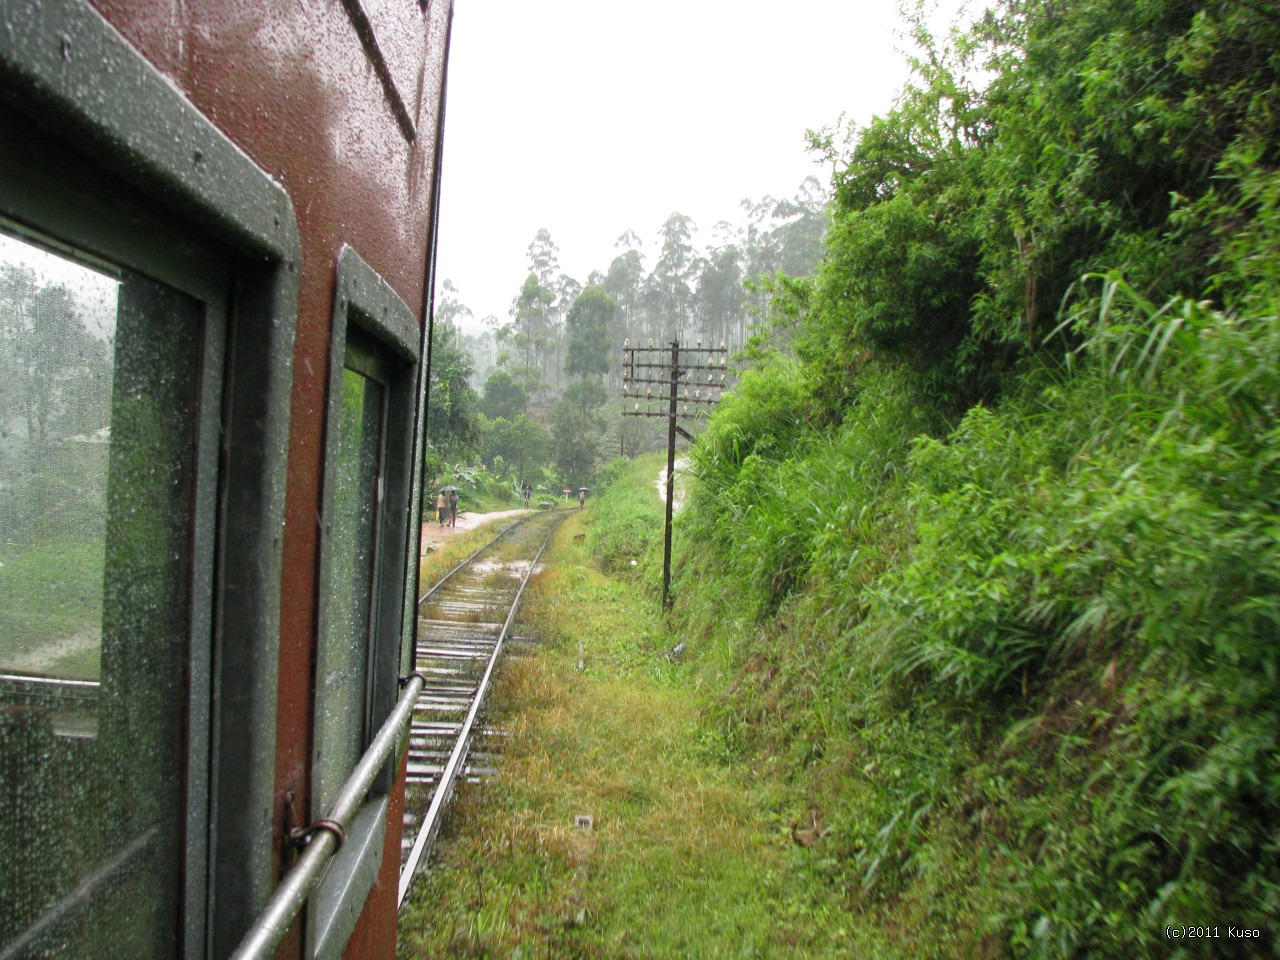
[578,486,588,509]
[435,488,448,526]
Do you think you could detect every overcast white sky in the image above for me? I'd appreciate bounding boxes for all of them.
[434,0,966,332]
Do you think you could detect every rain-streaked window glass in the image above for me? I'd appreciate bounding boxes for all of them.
[315,352,387,810]
[0,229,202,958]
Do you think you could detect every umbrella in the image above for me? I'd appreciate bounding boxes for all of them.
[578,486,590,493]
[440,485,459,493]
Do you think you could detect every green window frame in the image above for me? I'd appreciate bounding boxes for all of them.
[0,2,299,957]
[310,245,419,960]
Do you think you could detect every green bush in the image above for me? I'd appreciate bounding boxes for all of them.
[585,455,665,576]
[662,1,1280,954]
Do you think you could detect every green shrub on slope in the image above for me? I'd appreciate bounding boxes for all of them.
[670,0,1280,953]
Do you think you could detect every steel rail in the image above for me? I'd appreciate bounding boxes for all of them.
[227,671,426,960]
[397,513,560,906]
[416,512,532,608]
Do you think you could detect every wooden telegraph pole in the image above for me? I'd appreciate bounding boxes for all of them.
[621,339,729,609]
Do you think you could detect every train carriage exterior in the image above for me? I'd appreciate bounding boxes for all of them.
[0,0,452,956]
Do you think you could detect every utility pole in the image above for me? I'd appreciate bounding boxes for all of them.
[621,338,728,609]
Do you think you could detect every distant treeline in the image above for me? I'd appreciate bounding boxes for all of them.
[426,182,829,487]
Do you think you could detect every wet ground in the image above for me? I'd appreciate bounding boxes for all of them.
[419,508,531,553]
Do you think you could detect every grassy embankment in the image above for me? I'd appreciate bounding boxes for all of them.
[399,453,870,959]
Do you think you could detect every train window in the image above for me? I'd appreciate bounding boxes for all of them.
[1,1,299,956]
[311,246,419,959]
[316,336,396,806]
[0,226,215,959]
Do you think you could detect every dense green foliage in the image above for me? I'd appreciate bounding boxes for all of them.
[425,318,481,467]
[479,369,528,421]
[565,285,616,378]
[670,0,1280,956]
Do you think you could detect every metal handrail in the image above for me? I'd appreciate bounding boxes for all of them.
[227,672,426,960]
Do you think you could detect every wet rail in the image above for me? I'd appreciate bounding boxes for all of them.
[397,508,564,906]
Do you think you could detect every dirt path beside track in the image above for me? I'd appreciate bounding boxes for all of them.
[419,508,531,553]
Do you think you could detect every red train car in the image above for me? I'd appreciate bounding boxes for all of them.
[0,1,452,957]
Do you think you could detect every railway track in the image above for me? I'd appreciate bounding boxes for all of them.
[396,508,564,906]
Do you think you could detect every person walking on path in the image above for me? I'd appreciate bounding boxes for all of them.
[435,490,447,526]
[578,488,586,509]
[448,490,459,528]
[522,482,531,507]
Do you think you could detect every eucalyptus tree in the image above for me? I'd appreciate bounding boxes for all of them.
[562,377,608,418]
[508,271,554,393]
[648,212,697,342]
[526,228,561,289]
[435,278,473,331]
[604,247,645,381]
[460,327,497,386]
[565,285,616,381]
[695,243,745,351]
[438,278,497,384]
[551,272,583,389]
[772,176,829,278]
[520,229,578,390]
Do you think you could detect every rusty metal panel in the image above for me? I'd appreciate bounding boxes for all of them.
[86,0,443,304]
[341,0,431,141]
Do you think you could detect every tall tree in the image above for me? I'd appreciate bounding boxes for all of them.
[480,369,528,421]
[604,248,645,383]
[526,228,560,290]
[649,213,697,342]
[562,377,608,418]
[695,244,745,350]
[435,278,473,330]
[565,286,616,380]
[549,396,600,486]
[550,272,583,388]
[507,272,554,393]
[426,319,481,462]
[481,414,547,483]
[0,266,111,542]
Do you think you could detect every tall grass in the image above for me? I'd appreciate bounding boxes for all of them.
[670,269,1280,955]
[398,494,881,958]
